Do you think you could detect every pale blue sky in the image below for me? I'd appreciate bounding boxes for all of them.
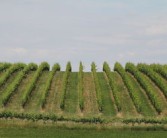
[0,0,167,71]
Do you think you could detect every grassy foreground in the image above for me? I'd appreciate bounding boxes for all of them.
[0,127,167,138]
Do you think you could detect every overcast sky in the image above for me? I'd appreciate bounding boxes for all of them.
[0,0,167,71]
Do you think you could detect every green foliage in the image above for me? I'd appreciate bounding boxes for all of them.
[0,62,12,72]
[125,63,163,114]
[78,62,84,110]
[40,64,60,108]
[123,118,167,125]
[150,64,167,80]
[0,63,26,87]
[21,62,50,107]
[138,63,167,98]
[91,62,103,112]
[114,62,142,113]
[1,63,38,106]
[103,62,121,111]
[60,62,72,109]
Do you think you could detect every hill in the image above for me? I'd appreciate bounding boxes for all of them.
[0,62,167,129]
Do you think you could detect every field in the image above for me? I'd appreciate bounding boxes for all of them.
[1,62,167,137]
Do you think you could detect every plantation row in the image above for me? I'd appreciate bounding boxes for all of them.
[0,62,167,119]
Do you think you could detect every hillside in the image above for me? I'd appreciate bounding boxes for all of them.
[0,62,167,128]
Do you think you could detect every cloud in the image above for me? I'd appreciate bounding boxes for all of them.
[145,24,167,35]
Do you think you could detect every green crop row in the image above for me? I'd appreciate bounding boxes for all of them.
[1,63,38,106]
[21,62,50,107]
[137,64,167,98]
[60,62,72,109]
[0,62,12,72]
[150,64,167,80]
[114,62,142,113]
[0,111,104,123]
[123,118,167,125]
[78,62,84,111]
[0,63,26,87]
[125,63,163,114]
[103,62,121,111]
[40,63,60,108]
[91,62,103,112]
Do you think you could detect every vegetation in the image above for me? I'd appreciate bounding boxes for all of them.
[138,63,167,98]
[40,64,60,108]
[125,63,163,114]
[0,63,38,106]
[0,62,11,72]
[60,62,72,109]
[21,62,49,107]
[78,62,84,110]
[103,62,121,111]
[91,62,103,111]
[0,63,25,87]
[114,62,142,113]
[0,62,167,130]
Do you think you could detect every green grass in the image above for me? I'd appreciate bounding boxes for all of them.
[112,72,138,117]
[0,127,167,138]
[64,72,79,114]
[24,71,50,113]
[0,72,20,107]
[5,71,36,112]
[97,72,116,116]
[44,71,64,114]
[140,73,167,112]
[82,73,99,116]
[127,73,157,117]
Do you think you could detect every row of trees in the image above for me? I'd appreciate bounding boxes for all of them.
[60,62,72,109]
[0,63,26,87]
[103,62,121,111]
[91,62,103,112]
[138,64,167,98]
[40,64,60,108]
[78,62,84,110]
[1,63,38,106]
[125,63,163,114]
[114,62,142,113]
[21,62,50,107]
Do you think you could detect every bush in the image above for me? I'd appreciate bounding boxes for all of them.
[91,62,103,112]
[40,63,60,108]
[103,62,121,111]
[60,62,72,109]
[1,63,38,106]
[125,63,163,114]
[0,63,26,87]
[78,62,84,110]
[21,62,50,107]
[138,63,167,98]
[114,62,142,113]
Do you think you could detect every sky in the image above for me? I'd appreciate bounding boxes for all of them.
[0,0,167,71]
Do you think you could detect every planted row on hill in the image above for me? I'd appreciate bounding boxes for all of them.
[21,62,50,107]
[0,63,12,72]
[1,63,38,106]
[103,62,121,111]
[91,62,103,112]
[78,62,84,110]
[125,63,163,114]
[40,64,60,108]
[114,62,142,113]
[60,62,72,109]
[0,63,26,87]
[138,64,167,98]
[150,64,167,80]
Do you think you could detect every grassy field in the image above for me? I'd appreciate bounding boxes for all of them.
[0,127,167,138]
